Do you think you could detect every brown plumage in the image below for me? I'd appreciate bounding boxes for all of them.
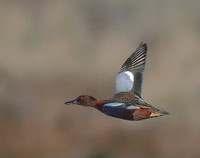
[65,42,169,121]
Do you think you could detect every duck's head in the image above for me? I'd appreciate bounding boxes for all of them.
[65,95,97,106]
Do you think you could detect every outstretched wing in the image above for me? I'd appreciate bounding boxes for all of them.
[116,42,147,96]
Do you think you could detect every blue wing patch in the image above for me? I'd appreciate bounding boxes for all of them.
[103,103,139,117]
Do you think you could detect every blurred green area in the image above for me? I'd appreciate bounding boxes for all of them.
[0,0,200,158]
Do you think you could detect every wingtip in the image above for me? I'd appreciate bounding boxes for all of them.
[139,42,147,49]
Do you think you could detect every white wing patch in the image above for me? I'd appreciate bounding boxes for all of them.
[115,71,134,94]
[127,105,140,110]
[104,103,124,107]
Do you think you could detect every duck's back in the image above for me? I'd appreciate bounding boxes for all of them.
[112,92,146,106]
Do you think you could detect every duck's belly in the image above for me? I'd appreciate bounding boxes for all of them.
[116,108,151,121]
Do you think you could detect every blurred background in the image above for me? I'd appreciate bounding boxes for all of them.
[1,0,200,158]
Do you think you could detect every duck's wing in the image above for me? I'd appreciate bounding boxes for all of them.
[103,102,140,117]
[116,42,147,96]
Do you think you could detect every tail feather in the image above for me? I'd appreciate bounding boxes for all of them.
[150,108,169,118]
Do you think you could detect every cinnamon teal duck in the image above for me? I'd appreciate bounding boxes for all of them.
[65,42,169,121]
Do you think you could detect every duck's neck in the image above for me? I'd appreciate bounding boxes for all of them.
[93,100,113,112]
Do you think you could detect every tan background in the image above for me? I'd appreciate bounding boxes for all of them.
[1,0,200,158]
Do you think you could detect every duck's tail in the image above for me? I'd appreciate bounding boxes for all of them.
[149,107,169,118]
